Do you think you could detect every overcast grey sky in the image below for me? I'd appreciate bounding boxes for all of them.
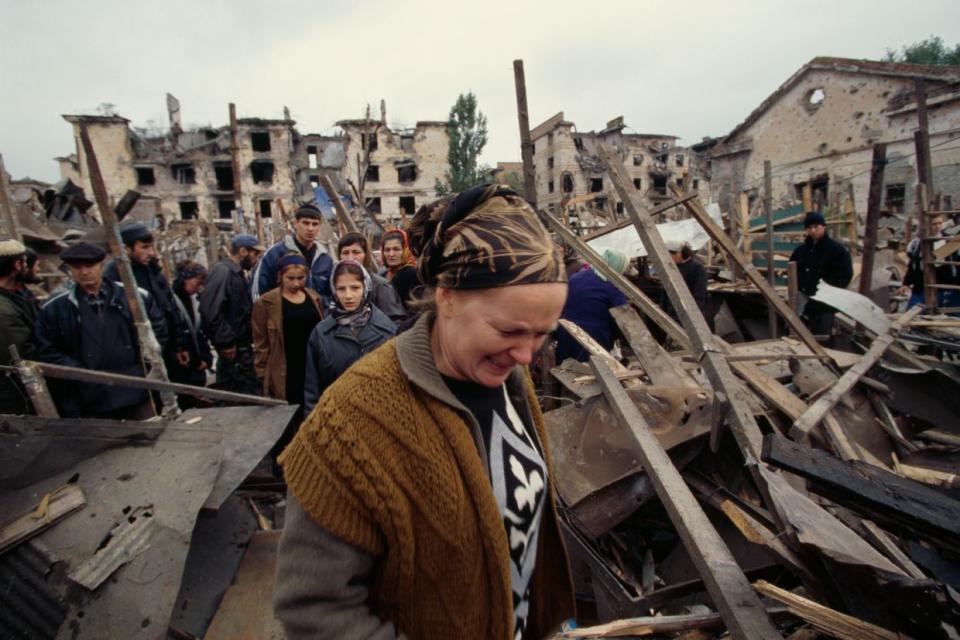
[2,0,959,183]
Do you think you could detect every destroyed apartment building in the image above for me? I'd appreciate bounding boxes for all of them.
[530,112,712,229]
[53,97,451,228]
[711,57,960,219]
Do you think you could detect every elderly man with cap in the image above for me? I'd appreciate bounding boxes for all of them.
[252,204,333,305]
[35,242,167,419]
[661,239,709,320]
[199,234,264,394]
[555,248,629,363]
[789,211,853,335]
[0,239,40,414]
[104,221,190,373]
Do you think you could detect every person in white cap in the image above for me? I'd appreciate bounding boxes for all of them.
[0,239,38,414]
[661,240,709,319]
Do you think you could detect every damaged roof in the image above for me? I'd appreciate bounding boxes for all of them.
[714,56,960,154]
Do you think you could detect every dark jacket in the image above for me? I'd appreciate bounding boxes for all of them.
[555,267,627,362]
[252,287,324,401]
[104,258,185,354]
[0,287,40,414]
[789,235,853,296]
[904,237,958,292]
[252,235,334,304]
[169,283,214,387]
[302,306,396,415]
[35,280,166,417]
[369,272,407,323]
[199,257,253,351]
[660,257,710,320]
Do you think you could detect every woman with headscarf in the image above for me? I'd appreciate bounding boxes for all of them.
[251,253,324,410]
[301,259,396,416]
[169,261,214,403]
[275,185,576,640]
[379,228,419,309]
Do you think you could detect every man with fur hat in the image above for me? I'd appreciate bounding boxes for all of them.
[789,211,853,335]
[0,239,39,414]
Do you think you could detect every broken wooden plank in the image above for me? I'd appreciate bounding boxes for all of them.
[588,356,782,640]
[669,184,828,359]
[762,433,960,550]
[609,304,695,388]
[68,509,155,590]
[558,319,632,378]
[560,607,790,638]
[860,521,926,580]
[753,580,912,640]
[0,485,86,554]
[789,307,922,439]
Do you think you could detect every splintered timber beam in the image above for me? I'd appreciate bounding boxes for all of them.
[666,183,828,360]
[540,210,690,349]
[589,356,782,640]
[513,60,538,209]
[789,306,922,440]
[319,175,360,234]
[598,146,765,461]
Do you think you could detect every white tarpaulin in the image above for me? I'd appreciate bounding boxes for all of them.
[586,202,724,258]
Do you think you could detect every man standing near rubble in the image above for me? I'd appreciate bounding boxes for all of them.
[0,239,40,414]
[200,234,263,395]
[790,211,853,335]
[900,214,959,310]
[35,242,167,419]
[104,222,190,375]
[252,204,333,305]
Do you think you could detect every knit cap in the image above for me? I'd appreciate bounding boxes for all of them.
[0,238,26,257]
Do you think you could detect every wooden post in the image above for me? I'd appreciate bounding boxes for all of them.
[845,183,857,256]
[917,180,937,311]
[599,145,770,461]
[764,160,776,338]
[0,153,21,241]
[513,60,537,208]
[319,175,360,234]
[787,261,799,337]
[589,357,782,640]
[78,124,176,417]
[859,143,887,298]
[915,80,934,203]
[802,183,813,212]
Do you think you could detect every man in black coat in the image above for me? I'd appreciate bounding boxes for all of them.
[0,239,39,414]
[789,211,853,335]
[199,234,264,395]
[35,243,167,419]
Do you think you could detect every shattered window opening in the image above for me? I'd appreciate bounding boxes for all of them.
[171,163,196,185]
[178,201,198,220]
[217,198,234,219]
[574,137,583,152]
[692,179,700,190]
[675,154,684,167]
[633,178,642,190]
[885,183,906,213]
[399,196,416,215]
[250,131,271,152]
[562,173,574,193]
[590,178,603,193]
[135,167,155,186]
[805,88,826,112]
[366,165,380,183]
[633,154,643,166]
[250,161,274,185]
[616,201,624,215]
[259,199,273,218]
[362,133,378,152]
[548,181,555,193]
[213,163,233,191]
[397,164,417,183]
[547,157,554,170]
[652,175,668,196]
[309,175,320,188]
[594,196,607,211]
[307,145,319,169]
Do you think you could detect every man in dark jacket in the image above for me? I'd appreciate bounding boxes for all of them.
[252,204,333,304]
[555,248,628,362]
[35,243,166,419]
[661,240,709,321]
[0,239,40,414]
[789,211,853,335]
[199,234,263,394]
[104,221,190,370]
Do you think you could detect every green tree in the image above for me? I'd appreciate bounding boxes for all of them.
[884,35,960,66]
[435,92,489,196]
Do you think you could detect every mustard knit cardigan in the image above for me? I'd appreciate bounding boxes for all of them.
[280,339,575,639]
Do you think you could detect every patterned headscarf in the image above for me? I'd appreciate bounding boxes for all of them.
[331,259,373,327]
[416,184,566,290]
